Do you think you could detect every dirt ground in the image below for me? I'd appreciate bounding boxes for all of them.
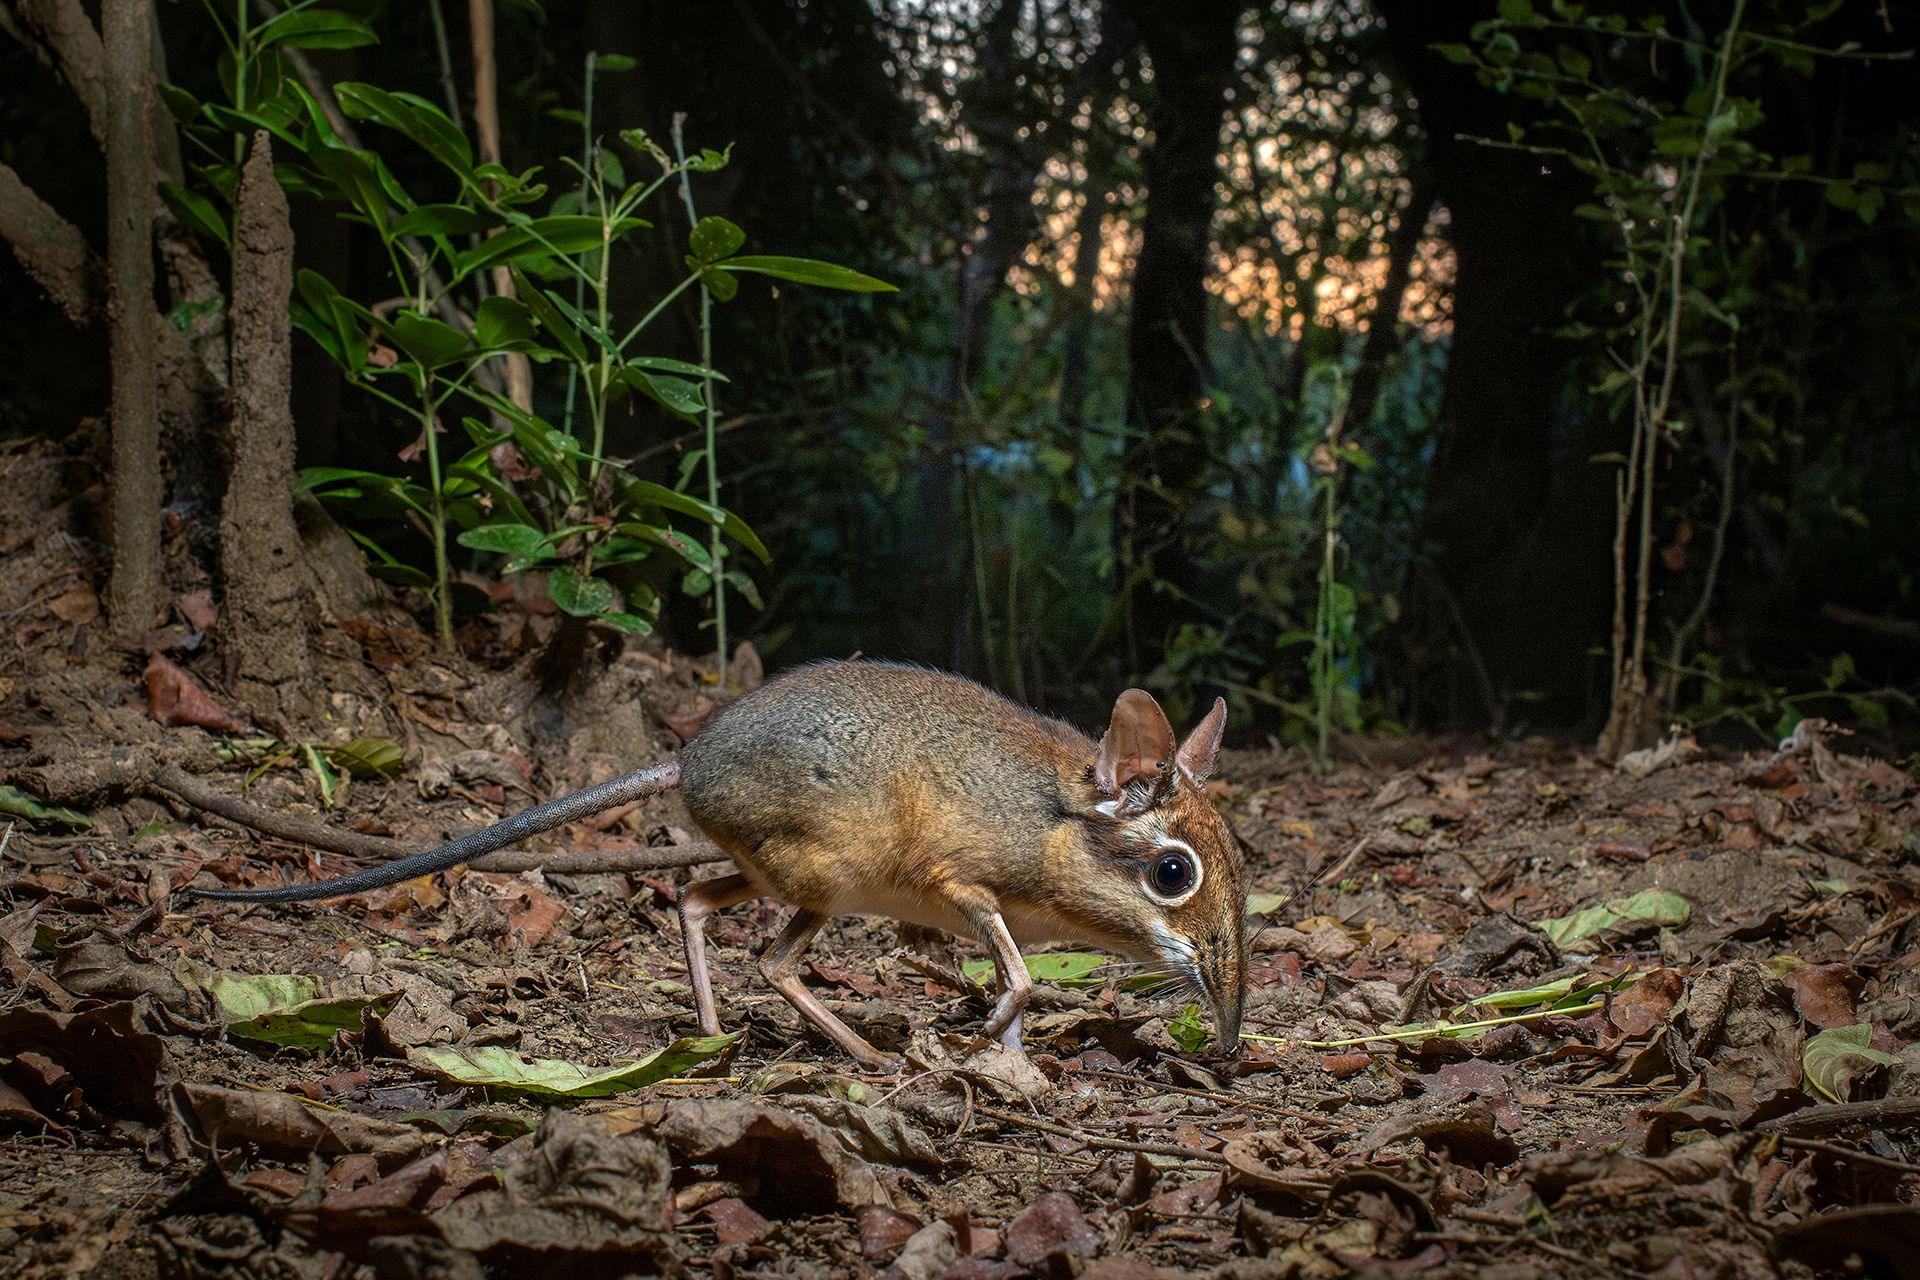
[2,439,1918,1279]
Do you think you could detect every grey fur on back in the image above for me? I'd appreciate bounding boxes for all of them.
[679,661,1092,849]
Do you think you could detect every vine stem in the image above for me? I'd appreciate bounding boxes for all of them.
[672,114,727,674]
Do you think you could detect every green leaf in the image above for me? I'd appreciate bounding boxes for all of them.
[688,215,745,264]
[391,203,498,239]
[614,522,712,571]
[1803,1024,1898,1103]
[512,276,592,363]
[310,144,392,233]
[324,737,405,778]
[1535,889,1691,947]
[617,477,772,564]
[548,567,616,616]
[716,256,895,292]
[1246,892,1289,916]
[387,311,471,369]
[455,216,648,277]
[594,52,636,73]
[961,951,1110,989]
[205,972,321,1020]
[459,523,547,556]
[600,611,654,634]
[699,265,739,302]
[627,355,728,382]
[230,992,397,1051]
[335,83,474,176]
[1496,0,1535,21]
[202,971,384,1053]
[473,295,537,349]
[406,1034,739,1098]
[257,9,377,49]
[0,784,91,829]
[622,369,705,420]
[159,182,230,245]
[1169,1003,1210,1053]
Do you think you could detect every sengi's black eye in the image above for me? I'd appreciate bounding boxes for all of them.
[1149,849,1197,899]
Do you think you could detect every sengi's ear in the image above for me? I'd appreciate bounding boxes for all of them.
[1175,696,1228,784]
[1094,688,1177,798]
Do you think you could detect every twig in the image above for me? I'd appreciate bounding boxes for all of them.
[972,1104,1230,1166]
[1243,1000,1604,1050]
[1753,1097,1920,1138]
[1782,1137,1920,1177]
[1066,1066,1334,1126]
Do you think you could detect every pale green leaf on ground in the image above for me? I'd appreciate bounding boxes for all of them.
[205,973,323,1021]
[1803,1023,1898,1103]
[202,972,396,1051]
[407,1033,739,1098]
[229,993,399,1051]
[962,952,1109,989]
[325,736,406,778]
[1536,889,1691,946]
[1247,892,1289,916]
[0,785,91,829]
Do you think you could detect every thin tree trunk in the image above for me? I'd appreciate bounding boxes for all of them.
[1343,169,1435,438]
[222,132,315,726]
[102,0,162,634]
[467,0,534,412]
[1113,0,1242,664]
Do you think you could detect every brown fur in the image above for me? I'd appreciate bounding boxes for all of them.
[679,661,1247,1053]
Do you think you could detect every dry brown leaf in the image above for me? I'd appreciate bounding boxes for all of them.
[143,652,250,734]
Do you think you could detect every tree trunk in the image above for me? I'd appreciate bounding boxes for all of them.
[466,0,534,413]
[220,132,316,727]
[1374,0,1610,728]
[1113,0,1242,663]
[1343,169,1435,439]
[102,0,162,635]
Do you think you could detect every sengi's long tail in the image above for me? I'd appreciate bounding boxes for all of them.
[184,761,682,903]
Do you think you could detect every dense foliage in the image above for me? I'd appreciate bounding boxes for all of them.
[2,0,1914,750]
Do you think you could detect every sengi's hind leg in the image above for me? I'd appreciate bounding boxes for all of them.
[759,909,900,1071]
[677,873,758,1035]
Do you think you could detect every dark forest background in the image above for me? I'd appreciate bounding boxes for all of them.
[2,0,1916,755]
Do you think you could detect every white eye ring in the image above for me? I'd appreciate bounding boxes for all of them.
[1142,840,1203,906]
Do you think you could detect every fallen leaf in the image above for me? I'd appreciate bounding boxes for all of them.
[0,784,91,829]
[603,1097,891,1212]
[1004,1192,1098,1270]
[1802,1024,1899,1103]
[962,951,1109,989]
[703,1196,772,1246]
[1608,968,1686,1037]
[175,1083,423,1165]
[429,1110,677,1268]
[406,1033,736,1098]
[859,1205,923,1263]
[48,585,99,625]
[1781,964,1863,1030]
[1536,889,1690,947]
[143,652,250,734]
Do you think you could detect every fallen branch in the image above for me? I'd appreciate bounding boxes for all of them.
[1752,1096,1920,1139]
[145,764,728,876]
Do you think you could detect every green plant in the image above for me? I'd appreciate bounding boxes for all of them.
[161,3,892,649]
[1452,0,1911,754]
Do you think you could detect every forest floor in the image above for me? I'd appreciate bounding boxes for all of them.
[2,441,1918,1279]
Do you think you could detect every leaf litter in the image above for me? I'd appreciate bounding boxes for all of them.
[1,521,1917,1274]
